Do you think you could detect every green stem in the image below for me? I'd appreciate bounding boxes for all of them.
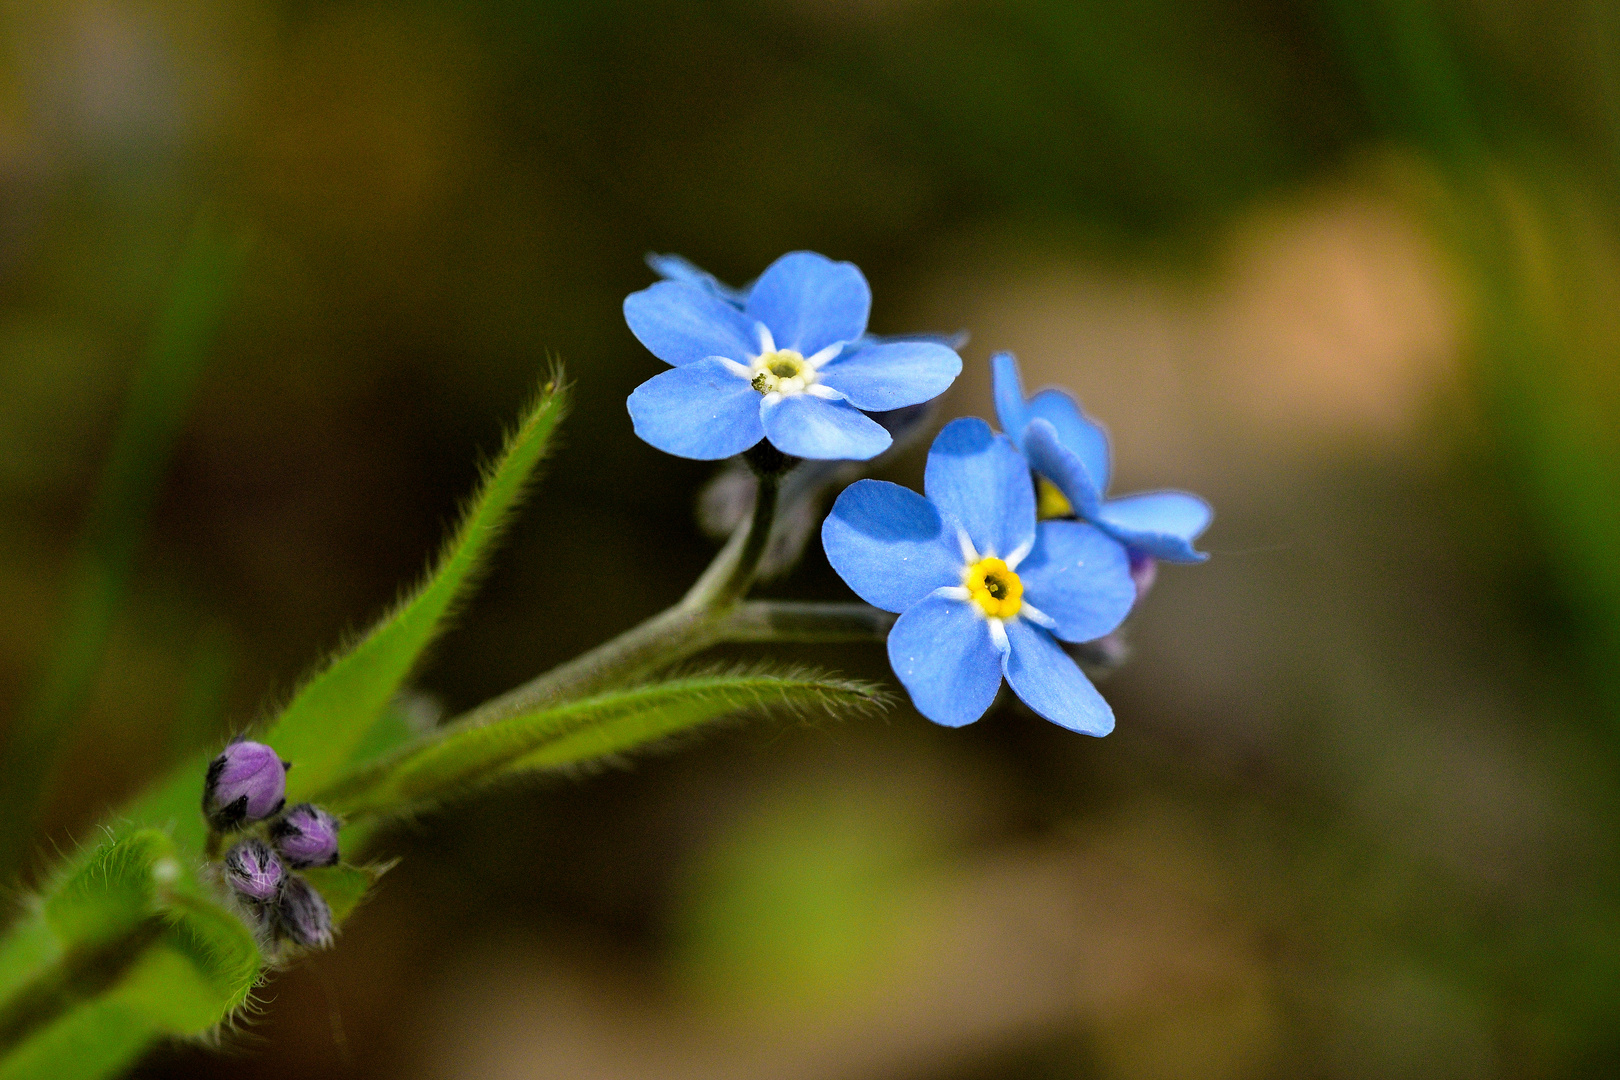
[0,918,167,1057]
[717,601,894,643]
[453,470,783,726]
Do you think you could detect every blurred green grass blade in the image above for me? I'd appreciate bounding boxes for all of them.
[1321,0,1479,157]
[264,377,568,803]
[0,828,261,1074]
[316,669,890,820]
[0,215,250,881]
[1447,177,1620,705]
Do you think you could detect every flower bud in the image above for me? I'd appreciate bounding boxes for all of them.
[202,739,288,831]
[274,875,334,950]
[1129,550,1158,602]
[1065,631,1130,675]
[270,803,340,869]
[222,837,284,905]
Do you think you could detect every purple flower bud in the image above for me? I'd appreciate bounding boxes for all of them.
[222,838,284,905]
[274,875,334,950]
[270,804,341,869]
[203,739,288,830]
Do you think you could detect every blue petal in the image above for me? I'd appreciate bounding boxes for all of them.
[624,281,761,367]
[761,394,891,460]
[822,480,963,613]
[1023,418,1103,520]
[1017,520,1136,642]
[990,351,1029,439]
[1095,491,1213,563]
[645,253,752,306]
[991,352,1112,492]
[923,418,1036,562]
[817,340,962,412]
[1026,390,1111,495]
[745,251,870,356]
[1002,619,1114,735]
[627,358,763,460]
[887,592,1004,727]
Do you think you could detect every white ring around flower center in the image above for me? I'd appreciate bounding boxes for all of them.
[750,349,817,395]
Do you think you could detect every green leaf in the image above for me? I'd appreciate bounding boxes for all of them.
[113,379,565,860]
[303,861,397,925]
[265,377,567,801]
[316,669,891,820]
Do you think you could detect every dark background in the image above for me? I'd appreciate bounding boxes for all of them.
[3,0,1620,1076]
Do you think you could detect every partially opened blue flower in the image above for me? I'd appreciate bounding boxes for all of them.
[625,252,962,461]
[821,417,1137,734]
[991,352,1212,563]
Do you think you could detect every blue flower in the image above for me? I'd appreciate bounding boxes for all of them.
[821,417,1137,734]
[625,252,963,461]
[991,352,1212,563]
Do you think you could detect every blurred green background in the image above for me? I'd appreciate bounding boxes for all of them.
[3,0,1620,1076]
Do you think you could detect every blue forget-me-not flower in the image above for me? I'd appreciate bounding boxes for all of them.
[822,417,1137,734]
[625,251,963,461]
[991,352,1212,563]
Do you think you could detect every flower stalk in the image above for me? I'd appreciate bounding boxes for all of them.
[454,460,787,728]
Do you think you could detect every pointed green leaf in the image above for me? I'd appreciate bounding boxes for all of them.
[267,378,567,800]
[316,670,891,820]
[112,380,565,860]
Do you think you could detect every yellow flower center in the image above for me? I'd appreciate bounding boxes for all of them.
[1036,477,1073,520]
[963,556,1023,619]
[750,350,814,395]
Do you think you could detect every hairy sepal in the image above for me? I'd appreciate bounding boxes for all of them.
[0,829,260,1080]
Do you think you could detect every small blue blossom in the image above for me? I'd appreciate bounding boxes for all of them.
[625,252,963,461]
[821,417,1137,734]
[992,352,1212,563]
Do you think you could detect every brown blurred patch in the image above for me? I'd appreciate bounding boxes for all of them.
[245,7,480,232]
[930,163,1462,488]
[408,804,1278,1080]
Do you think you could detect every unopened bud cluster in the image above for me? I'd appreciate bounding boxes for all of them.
[203,738,340,950]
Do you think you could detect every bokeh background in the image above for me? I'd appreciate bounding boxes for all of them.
[4,0,1620,1076]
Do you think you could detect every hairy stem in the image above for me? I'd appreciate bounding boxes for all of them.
[0,918,167,1057]
[717,601,894,643]
[454,470,784,726]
